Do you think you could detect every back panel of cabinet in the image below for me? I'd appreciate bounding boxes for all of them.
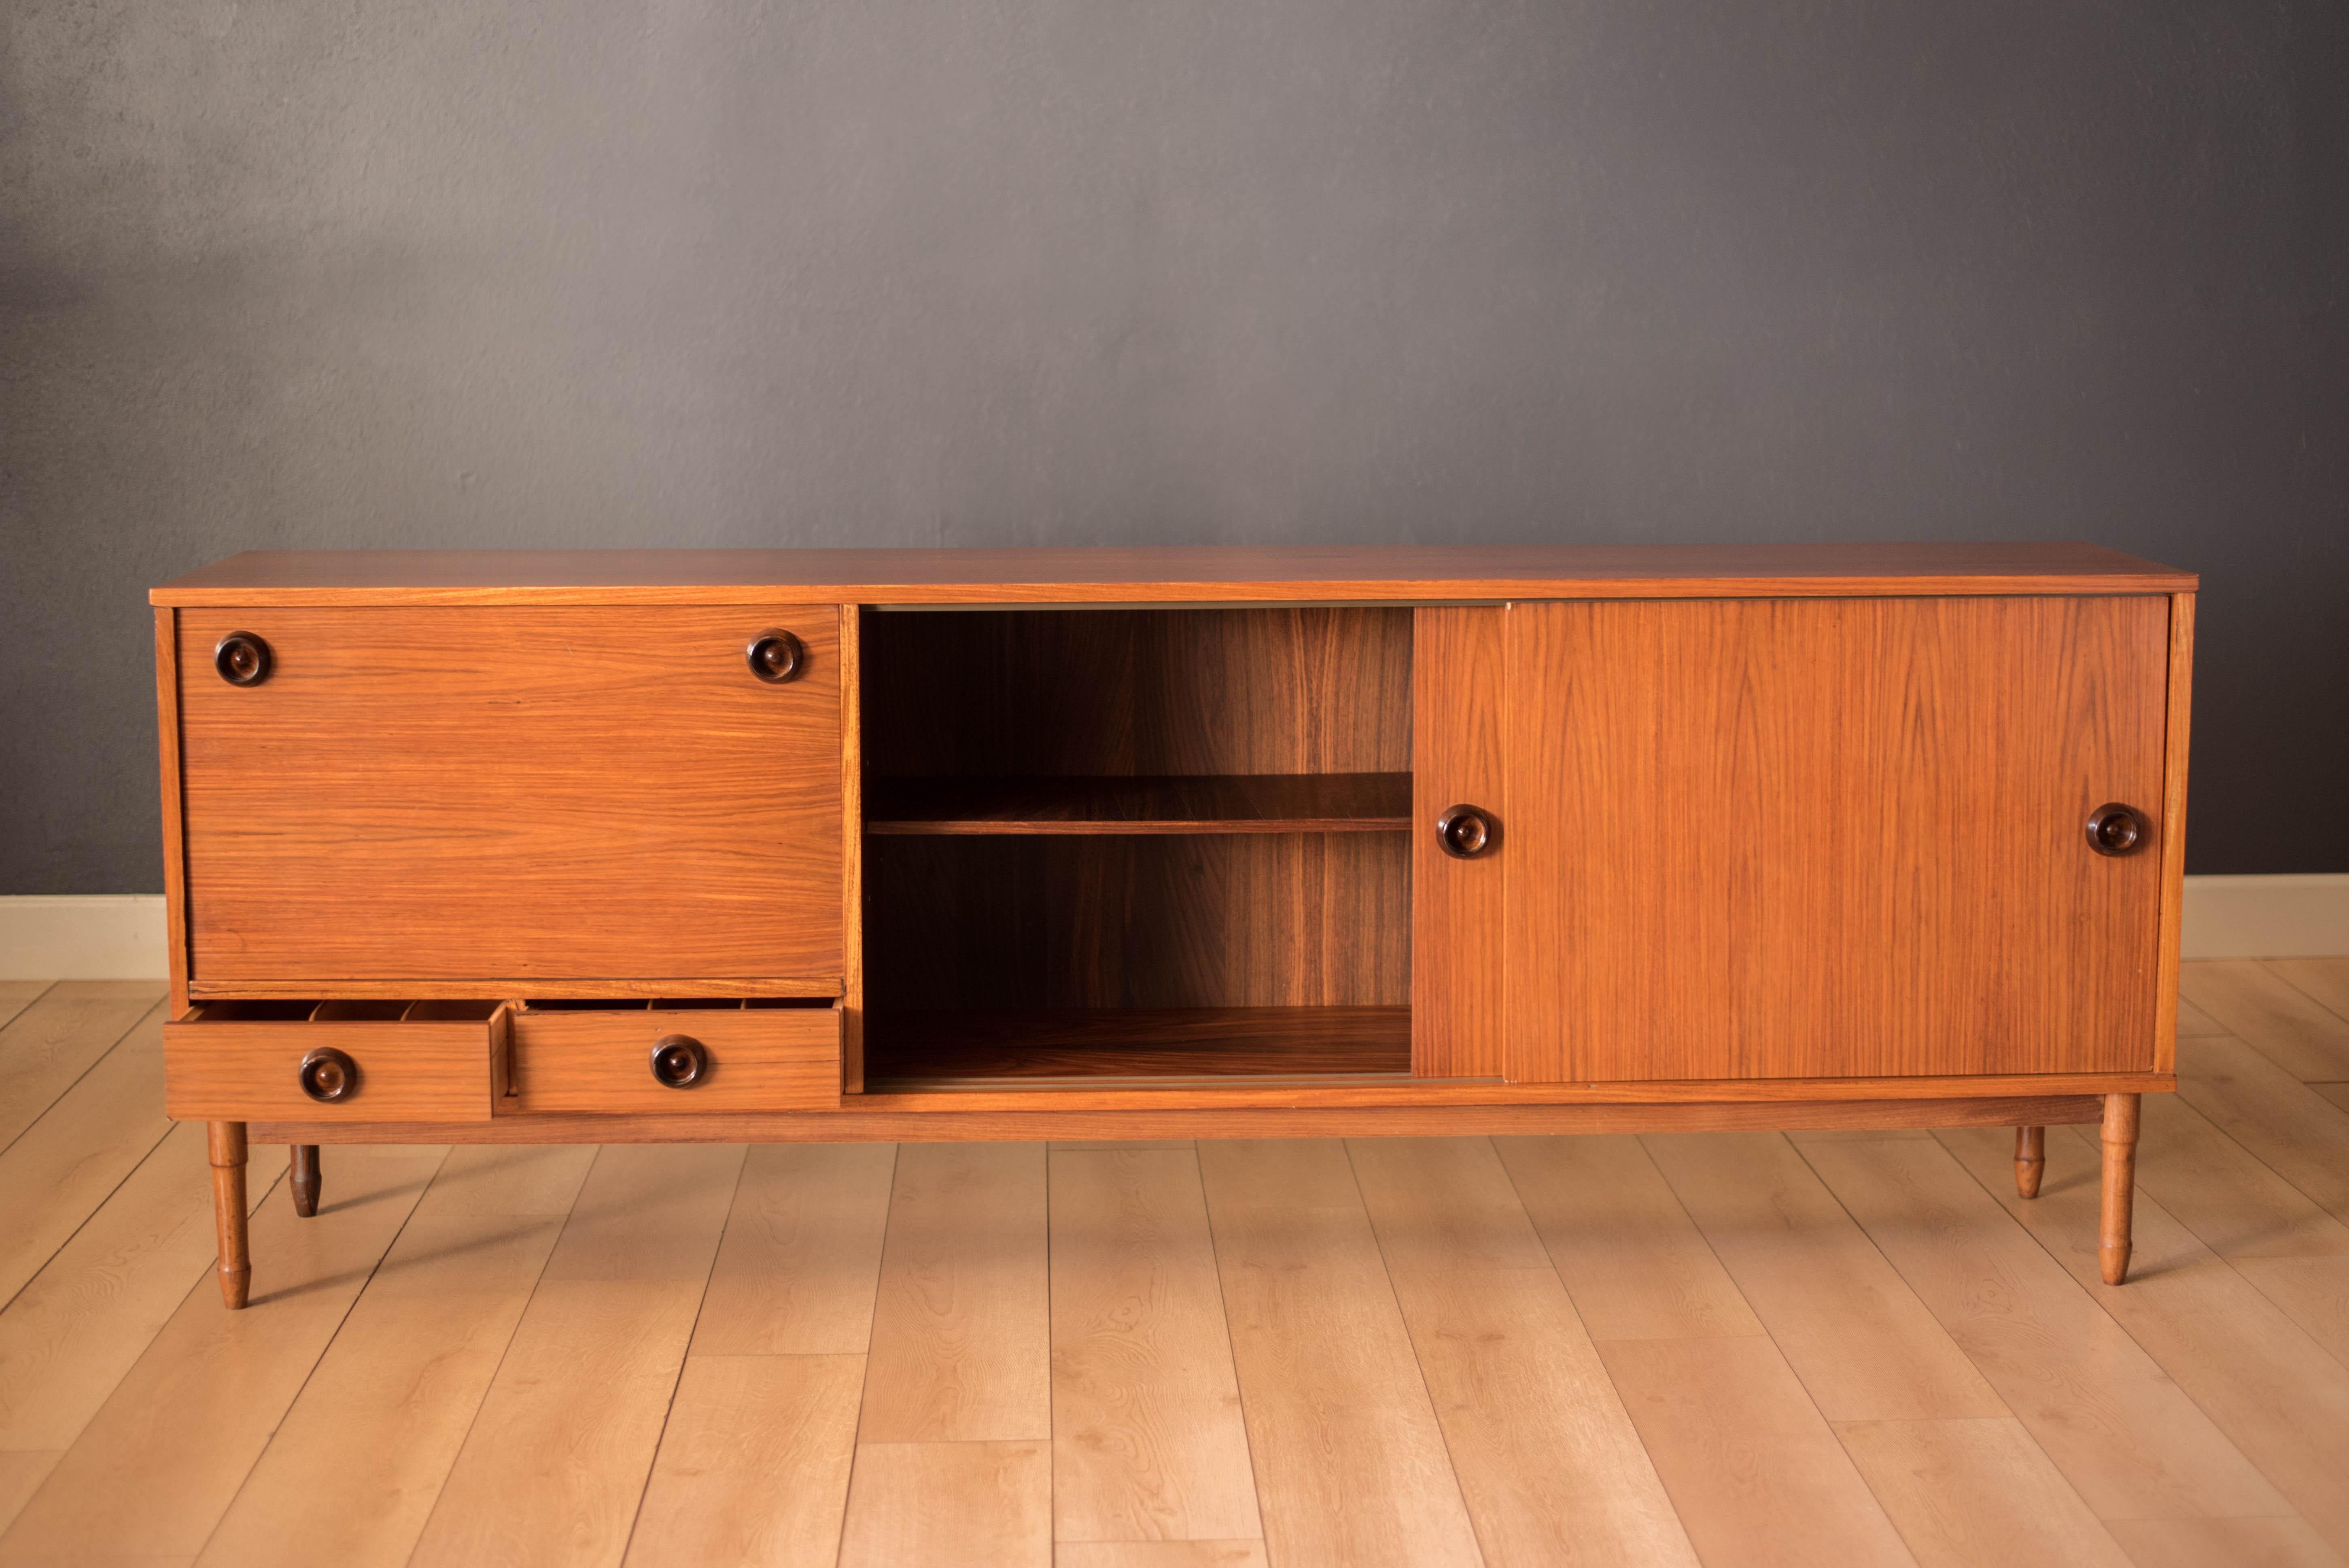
[176,606,843,991]
[1503,594,2173,1081]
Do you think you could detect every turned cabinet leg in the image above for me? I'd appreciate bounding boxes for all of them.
[208,1121,250,1309]
[2014,1126,2046,1199]
[2099,1093,2141,1286]
[290,1144,322,1218]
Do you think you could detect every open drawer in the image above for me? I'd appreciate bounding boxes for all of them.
[164,999,508,1122]
[505,999,841,1114]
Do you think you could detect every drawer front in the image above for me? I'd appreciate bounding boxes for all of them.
[507,1006,840,1114]
[176,606,843,991]
[164,1004,504,1121]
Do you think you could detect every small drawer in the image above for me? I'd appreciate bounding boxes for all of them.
[164,999,508,1122]
[506,1001,840,1114]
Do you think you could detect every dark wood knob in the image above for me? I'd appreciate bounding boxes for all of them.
[214,632,272,686]
[1437,804,1496,859]
[650,1034,708,1088]
[297,1047,358,1103]
[746,630,805,683]
[2086,802,2151,857]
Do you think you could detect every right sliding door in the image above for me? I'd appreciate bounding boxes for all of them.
[1503,595,2172,1083]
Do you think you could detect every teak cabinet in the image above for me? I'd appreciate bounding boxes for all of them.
[151,544,2194,1308]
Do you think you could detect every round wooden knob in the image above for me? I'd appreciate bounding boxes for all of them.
[1437,804,1496,859]
[746,630,805,683]
[650,1034,708,1088]
[2086,803,2150,857]
[297,1047,358,1103]
[214,632,272,687]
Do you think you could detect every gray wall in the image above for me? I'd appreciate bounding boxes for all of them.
[4,0,2343,892]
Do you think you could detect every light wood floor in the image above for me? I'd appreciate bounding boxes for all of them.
[2,962,2348,1566]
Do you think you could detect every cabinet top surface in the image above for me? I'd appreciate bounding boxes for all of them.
[152,542,2194,606]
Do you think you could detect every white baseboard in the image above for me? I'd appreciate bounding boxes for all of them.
[0,895,169,980]
[4,875,2345,981]
[2179,874,2349,961]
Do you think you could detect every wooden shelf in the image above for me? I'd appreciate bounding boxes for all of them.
[866,773,1411,836]
[863,1006,1411,1087]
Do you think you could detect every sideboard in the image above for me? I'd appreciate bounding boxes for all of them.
[151,543,2193,1307]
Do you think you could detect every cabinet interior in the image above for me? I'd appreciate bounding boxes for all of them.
[860,605,1413,1087]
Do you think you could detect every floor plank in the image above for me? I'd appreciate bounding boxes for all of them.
[2180,962,2349,1082]
[0,1144,444,1562]
[2178,1037,2349,1228]
[0,1128,282,1452]
[1802,1135,2288,1521]
[2174,989,2234,1040]
[407,1144,743,1568]
[1348,1137,1698,1568]
[1493,1134,1764,1341]
[1195,1140,1483,1568]
[1055,1545,1269,1568]
[0,985,163,1154]
[1834,1416,2134,1568]
[195,1212,565,1568]
[836,1441,1051,1568]
[0,986,47,1037]
[0,1453,57,1537]
[859,1143,1048,1443]
[694,1143,897,1356]
[2104,1515,2349,1568]
[0,1010,173,1307]
[1596,1335,1915,1568]
[410,1144,598,1218]
[2266,959,2349,1025]
[1048,1148,1260,1546]
[625,1354,864,1568]
[1645,1132,2006,1421]
[1937,1122,2349,1556]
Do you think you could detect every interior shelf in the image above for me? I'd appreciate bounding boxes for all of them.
[863,1006,1411,1087]
[866,772,1411,835]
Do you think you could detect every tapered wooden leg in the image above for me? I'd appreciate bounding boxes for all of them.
[290,1144,322,1217]
[2014,1126,2045,1199]
[2099,1093,2140,1286]
[208,1121,250,1309]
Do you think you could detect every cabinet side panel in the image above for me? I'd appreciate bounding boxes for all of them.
[842,603,865,1094]
[1507,596,2169,1083]
[155,607,190,1013]
[2152,592,2194,1074]
[1411,606,1507,1078]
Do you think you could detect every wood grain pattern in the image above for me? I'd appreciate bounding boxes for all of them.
[195,1213,566,1568]
[691,1142,897,1356]
[865,834,1409,1012]
[1641,1132,2005,1421]
[252,1092,2112,1146]
[1411,606,1507,1079]
[165,1008,500,1122]
[2102,1516,2347,1568]
[505,1006,840,1114]
[836,1441,1052,1568]
[858,1142,1050,1443]
[1347,1138,1700,1568]
[1506,595,2170,1082]
[1833,1416,2135,1568]
[0,1145,444,1561]
[624,1355,864,1568]
[1801,1135,2289,1521]
[150,542,2196,606]
[1195,1140,1483,1568]
[862,607,1410,780]
[866,773,1409,834]
[2153,592,2195,1074]
[155,608,191,1014]
[1048,1148,1260,1545]
[177,605,842,990]
[1492,1134,1764,1342]
[864,1008,1409,1085]
[1594,1335,1914,1568]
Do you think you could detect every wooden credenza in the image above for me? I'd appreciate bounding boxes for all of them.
[151,543,2193,1307]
